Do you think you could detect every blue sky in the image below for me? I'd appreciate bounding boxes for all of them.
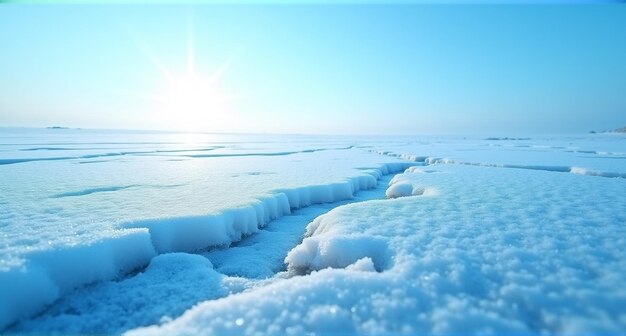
[0,4,625,134]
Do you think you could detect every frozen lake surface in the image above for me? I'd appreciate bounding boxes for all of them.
[1,128,625,334]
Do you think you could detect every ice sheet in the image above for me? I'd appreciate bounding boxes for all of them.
[1,128,624,333]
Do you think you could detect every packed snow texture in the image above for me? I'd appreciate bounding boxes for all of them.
[1,128,625,333]
[10,253,249,334]
[133,164,626,335]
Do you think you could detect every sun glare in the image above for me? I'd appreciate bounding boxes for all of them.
[137,19,240,133]
[163,75,216,111]
[158,74,230,126]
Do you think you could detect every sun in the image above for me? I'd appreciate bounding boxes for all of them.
[154,72,235,130]
[162,75,219,113]
[135,21,240,133]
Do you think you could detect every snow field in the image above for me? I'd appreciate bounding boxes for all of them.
[0,161,410,330]
[9,173,401,334]
[133,164,626,334]
[2,130,624,334]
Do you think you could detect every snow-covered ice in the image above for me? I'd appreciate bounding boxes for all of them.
[368,134,626,178]
[132,164,626,335]
[1,128,625,334]
[10,176,397,334]
[0,128,410,330]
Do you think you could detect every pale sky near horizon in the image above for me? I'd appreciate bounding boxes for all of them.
[1,4,625,135]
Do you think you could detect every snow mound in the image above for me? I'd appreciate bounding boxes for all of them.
[385,174,436,198]
[285,234,391,274]
[385,182,423,198]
